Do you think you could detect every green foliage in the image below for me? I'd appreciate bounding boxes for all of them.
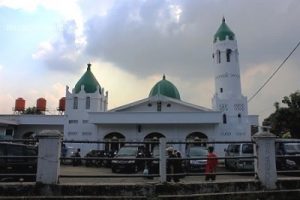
[22,107,43,115]
[263,91,300,138]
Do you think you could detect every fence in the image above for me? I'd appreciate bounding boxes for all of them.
[1,129,300,190]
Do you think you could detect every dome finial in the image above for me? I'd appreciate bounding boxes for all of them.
[87,63,91,71]
[163,74,166,80]
[222,16,225,23]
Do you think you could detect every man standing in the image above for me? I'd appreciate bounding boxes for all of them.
[205,146,218,181]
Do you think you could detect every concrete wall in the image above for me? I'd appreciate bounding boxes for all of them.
[0,179,300,199]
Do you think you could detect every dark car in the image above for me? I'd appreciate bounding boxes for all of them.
[111,146,144,173]
[0,142,38,181]
[276,140,300,170]
[185,146,208,172]
[85,150,107,167]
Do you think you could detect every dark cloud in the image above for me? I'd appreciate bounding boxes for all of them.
[83,0,300,81]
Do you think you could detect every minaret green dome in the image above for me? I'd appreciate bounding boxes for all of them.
[214,17,235,43]
[149,75,181,100]
[74,63,101,94]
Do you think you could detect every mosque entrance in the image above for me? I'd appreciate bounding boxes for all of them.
[104,132,125,153]
[144,132,165,153]
[186,132,208,149]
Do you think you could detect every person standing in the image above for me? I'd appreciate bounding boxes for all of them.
[205,146,218,181]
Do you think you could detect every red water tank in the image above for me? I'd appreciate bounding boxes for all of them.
[15,98,25,111]
[58,97,65,111]
[36,98,46,111]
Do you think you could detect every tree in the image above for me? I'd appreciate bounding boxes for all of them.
[22,107,43,115]
[263,91,300,138]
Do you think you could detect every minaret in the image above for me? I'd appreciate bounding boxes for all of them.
[212,18,250,140]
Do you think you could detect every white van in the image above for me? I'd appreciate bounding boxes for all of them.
[224,143,254,171]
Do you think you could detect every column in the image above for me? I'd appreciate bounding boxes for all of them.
[36,130,62,184]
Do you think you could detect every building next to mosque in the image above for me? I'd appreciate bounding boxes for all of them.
[0,18,258,156]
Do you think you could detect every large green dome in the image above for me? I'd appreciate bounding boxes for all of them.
[149,75,181,100]
[214,17,235,43]
[74,63,101,94]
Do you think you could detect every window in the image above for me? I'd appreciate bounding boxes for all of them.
[68,132,77,136]
[226,49,232,62]
[216,50,221,63]
[86,97,90,109]
[83,120,89,124]
[157,101,162,112]
[5,129,13,137]
[69,120,78,124]
[82,132,92,136]
[220,88,223,93]
[73,97,78,109]
[223,114,227,124]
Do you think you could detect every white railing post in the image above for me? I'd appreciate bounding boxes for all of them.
[36,130,62,184]
[252,128,277,189]
[159,137,166,183]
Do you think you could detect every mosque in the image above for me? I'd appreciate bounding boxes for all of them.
[0,18,258,156]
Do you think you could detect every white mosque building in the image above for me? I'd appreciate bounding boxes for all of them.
[0,18,258,156]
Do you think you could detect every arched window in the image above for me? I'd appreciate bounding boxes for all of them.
[86,97,90,109]
[223,114,227,124]
[157,101,162,112]
[226,49,232,62]
[73,97,78,109]
[216,50,221,63]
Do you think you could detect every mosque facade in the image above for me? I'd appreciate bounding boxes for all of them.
[0,19,258,156]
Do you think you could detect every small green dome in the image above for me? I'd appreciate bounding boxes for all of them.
[149,75,181,100]
[214,17,235,43]
[74,63,101,94]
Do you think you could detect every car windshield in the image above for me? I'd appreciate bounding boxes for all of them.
[284,143,300,154]
[117,147,138,156]
[189,147,208,157]
[242,144,254,154]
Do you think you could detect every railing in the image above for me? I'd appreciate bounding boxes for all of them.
[1,133,300,189]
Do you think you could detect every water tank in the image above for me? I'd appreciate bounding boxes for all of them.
[36,98,46,111]
[15,98,25,111]
[58,97,65,111]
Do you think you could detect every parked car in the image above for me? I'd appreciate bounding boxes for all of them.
[224,143,254,171]
[84,150,107,167]
[276,139,300,170]
[0,142,38,181]
[111,145,144,173]
[185,146,208,172]
[61,145,76,165]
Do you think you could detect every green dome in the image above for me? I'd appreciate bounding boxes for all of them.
[213,17,235,43]
[149,75,181,100]
[74,63,101,94]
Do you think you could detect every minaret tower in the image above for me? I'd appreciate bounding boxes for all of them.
[212,18,250,140]
[64,63,108,154]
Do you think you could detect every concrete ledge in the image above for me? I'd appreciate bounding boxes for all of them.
[0,179,300,199]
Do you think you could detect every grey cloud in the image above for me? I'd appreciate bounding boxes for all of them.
[83,0,300,82]
[35,20,86,73]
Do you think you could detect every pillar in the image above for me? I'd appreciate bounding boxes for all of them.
[36,130,62,184]
[159,137,166,183]
[252,128,277,189]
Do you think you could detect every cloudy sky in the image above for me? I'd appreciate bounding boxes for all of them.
[0,0,299,123]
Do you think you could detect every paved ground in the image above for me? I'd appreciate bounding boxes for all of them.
[59,164,256,184]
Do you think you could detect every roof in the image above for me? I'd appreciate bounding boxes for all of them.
[149,75,181,100]
[74,63,101,94]
[109,95,213,112]
[214,17,235,43]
